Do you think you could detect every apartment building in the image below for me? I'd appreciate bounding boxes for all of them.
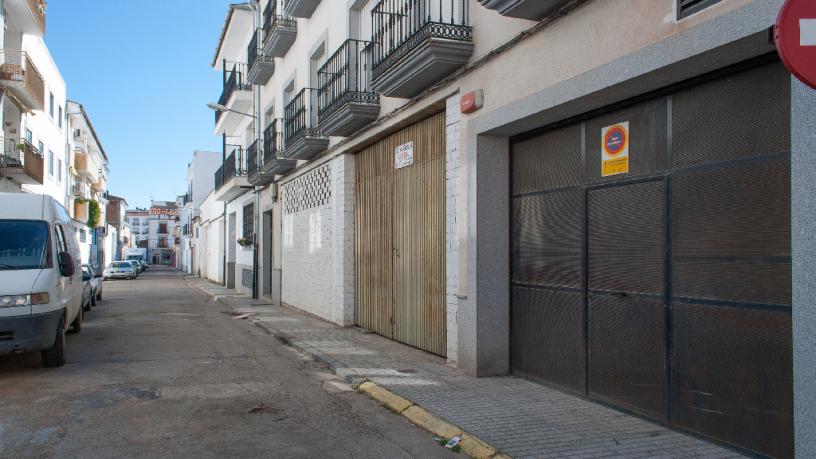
[204,1,814,456]
[106,194,128,259]
[0,0,68,204]
[179,150,221,274]
[126,209,150,248]
[66,100,110,267]
[146,201,179,266]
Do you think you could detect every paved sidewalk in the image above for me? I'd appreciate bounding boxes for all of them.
[188,278,743,459]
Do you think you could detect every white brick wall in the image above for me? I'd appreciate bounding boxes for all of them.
[281,155,356,325]
[445,95,461,364]
[331,154,356,326]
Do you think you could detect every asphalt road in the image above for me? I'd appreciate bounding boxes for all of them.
[0,267,454,458]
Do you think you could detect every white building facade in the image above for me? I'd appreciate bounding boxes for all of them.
[179,150,220,274]
[200,2,815,456]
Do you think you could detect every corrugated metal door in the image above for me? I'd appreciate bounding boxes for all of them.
[356,112,446,355]
[510,60,791,457]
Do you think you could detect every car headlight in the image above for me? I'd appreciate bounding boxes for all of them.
[0,293,49,307]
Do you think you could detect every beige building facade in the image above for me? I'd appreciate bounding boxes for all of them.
[202,1,813,456]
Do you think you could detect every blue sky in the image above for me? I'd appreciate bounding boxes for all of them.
[47,0,232,209]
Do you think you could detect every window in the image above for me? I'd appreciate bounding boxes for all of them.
[159,223,167,234]
[677,0,723,19]
[38,141,44,155]
[242,203,254,241]
[48,150,54,176]
[195,227,200,238]
[57,159,62,181]
[58,106,63,128]
[79,228,86,243]
[49,92,54,118]
[25,129,32,143]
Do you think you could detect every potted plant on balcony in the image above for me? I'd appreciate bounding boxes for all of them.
[237,237,253,248]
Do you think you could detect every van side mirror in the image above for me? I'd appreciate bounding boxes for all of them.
[82,272,91,281]
[58,252,75,277]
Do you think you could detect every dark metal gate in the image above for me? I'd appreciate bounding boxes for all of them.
[510,60,792,458]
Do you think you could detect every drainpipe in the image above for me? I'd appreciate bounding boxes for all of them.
[222,133,227,287]
[252,1,261,300]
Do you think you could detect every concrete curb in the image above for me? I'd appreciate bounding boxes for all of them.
[358,381,506,459]
[187,279,508,458]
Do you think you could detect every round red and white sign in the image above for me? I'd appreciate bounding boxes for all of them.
[776,0,816,89]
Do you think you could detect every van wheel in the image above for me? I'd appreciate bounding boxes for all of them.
[69,306,83,334]
[42,315,66,367]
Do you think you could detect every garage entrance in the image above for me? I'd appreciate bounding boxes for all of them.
[510,60,792,457]
[355,112,446,356]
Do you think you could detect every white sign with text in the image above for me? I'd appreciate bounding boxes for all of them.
[394,141,414,169]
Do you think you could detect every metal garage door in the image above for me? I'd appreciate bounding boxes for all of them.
[355,112,446,356]
[510,60,792,457]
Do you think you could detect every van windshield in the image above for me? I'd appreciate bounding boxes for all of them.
[0,220,51,270]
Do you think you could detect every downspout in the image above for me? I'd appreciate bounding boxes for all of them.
[222,132,227,287]
[252,2,261,300]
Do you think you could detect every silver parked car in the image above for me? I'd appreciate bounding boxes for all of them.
[103,261,137,280]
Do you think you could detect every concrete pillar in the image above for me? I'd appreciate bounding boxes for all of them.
[459,133,510,376]
[793,78,816,458]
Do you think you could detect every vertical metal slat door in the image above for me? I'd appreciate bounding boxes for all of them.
[356,112,446,355]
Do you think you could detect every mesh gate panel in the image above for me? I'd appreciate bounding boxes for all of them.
[588,181,664,295]
[672,63,790,168]
[672,303,793,458]
[588,295,666,418]
[512,124,583,194]
[511,286,583,392]
[585,98,668,182]
[512,190,583,288]
[672,158,791,305]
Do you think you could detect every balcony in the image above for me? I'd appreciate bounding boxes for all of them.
[0,50,45,111]
[256,120,295,185]
[318,39,380,137]
[283,88,329,161]
[262,0,297,58]
[214,62,252,135]
[4,0,46,35]
[283,0,320,18]
[371,0,473,98]
[0,140,43,185]
[477,0,571,20]
[73,150,98,182]
[247,29,275,85]
[246,139,263,185]
[213,145,250,202]
[91,176,106,193]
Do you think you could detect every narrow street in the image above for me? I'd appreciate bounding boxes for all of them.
[0,268,452,458]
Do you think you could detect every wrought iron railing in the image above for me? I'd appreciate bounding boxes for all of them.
[216,62,250,124]
[223,145,245,181]
[214,163,224,190]
[371,0,471,79]
[284,88,321,146]
[246,140,260,176]
[248,29,261,71]
[263,119,285,163]
[317,39,379,124]
[263,0,296,47]
[0,50,45,111]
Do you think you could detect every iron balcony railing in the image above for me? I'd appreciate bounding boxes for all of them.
[371,0,471,79]
[263,0,296,47]
[284,88,321,146]
[0,50,45,111]
[216,62,251,124]
[317,39,379,123]
[246,139,260,176]
[248,29,261,72]
[263,119,285,163]
[213,144,245,190]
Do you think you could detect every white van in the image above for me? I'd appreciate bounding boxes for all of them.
[0,193,83,367]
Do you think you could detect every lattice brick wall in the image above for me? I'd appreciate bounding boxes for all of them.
[283,164,331,214]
